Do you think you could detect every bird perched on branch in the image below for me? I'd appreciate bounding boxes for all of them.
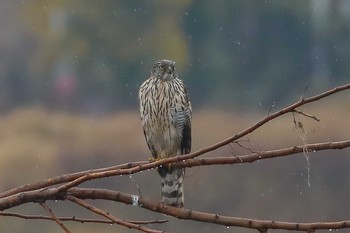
[139,59,192,207]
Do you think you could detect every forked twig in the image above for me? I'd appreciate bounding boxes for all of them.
[66,195,167,233]
[0,140,349,212]
[0,84,349,233]
[1,84,348,199]
[233,140,257,154]
[294,109,320,122]
[68,187,350,232]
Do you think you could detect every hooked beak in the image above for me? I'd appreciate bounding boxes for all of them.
[166,66,173,74]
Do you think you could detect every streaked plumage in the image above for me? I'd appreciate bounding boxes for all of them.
[139,59,191,207]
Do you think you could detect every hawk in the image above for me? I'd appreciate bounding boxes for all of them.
[139,59,192,207]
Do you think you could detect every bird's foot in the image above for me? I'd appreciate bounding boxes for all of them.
[148,157,172,170]
[148,157,162,163]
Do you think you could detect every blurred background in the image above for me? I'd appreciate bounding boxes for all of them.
[0,0,350,232]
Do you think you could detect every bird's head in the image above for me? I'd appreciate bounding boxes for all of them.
[151,59,178,80]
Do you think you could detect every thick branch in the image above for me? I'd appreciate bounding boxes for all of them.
[3,187,349,232]
[68,188,350,232]
[174,140,350,168]
[1,139,347,232]
[0,161,145,199]
[1,84,348,199]
[0,84,349,233]
[31,138,350,194]
[184,83,350,161]
[0,140,349,211]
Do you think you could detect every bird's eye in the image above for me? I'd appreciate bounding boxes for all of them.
[159,65,165,70]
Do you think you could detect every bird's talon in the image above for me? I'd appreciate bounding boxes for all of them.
[148,157,162,163]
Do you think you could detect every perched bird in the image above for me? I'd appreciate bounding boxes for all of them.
[139,59,192,207]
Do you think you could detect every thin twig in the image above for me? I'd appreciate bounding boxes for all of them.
[1,84,348,199]
[267,101,276,115]
[66,195,167,233]
[233,140,257,154]
[40,202,72,233]
[294,109,320,122]
[0,139,349,232]
[228,143,243,162]
[300,86,309,100]
[0,84,349,233]
[0,211,168,225]
[0,140,349,211]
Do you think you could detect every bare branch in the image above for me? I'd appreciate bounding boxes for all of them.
[68,188,350,232]
[232,140,257,154]
[0,161,146,199]
[174,140,350,168]
[0,140,349,212]
[36,137,350,195]
[0,84,349,232]
[186,83,350,161]
[2,84,348,199]
[0,139,348,231]
[294,109,320,122]
[40,202,72,233]
[0,211,167,225]
[66,195,167,233]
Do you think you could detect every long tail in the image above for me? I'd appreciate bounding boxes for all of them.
[158,167,184,207]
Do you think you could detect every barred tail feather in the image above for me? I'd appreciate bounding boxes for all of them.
[159,167,184,208]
